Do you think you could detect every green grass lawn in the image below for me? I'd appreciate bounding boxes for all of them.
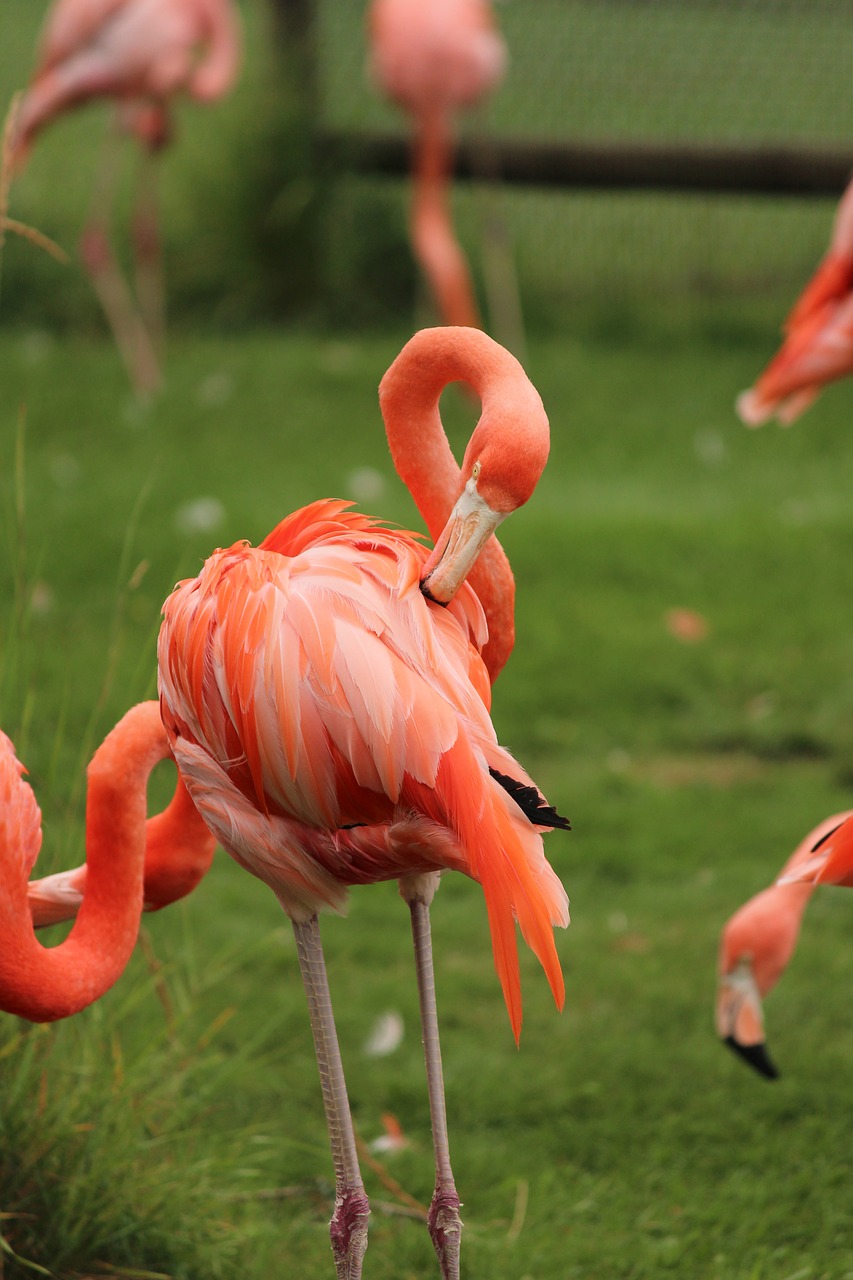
[2,305,853,1279]
[3,1,853,1274]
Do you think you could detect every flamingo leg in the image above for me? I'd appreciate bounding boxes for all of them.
[291,913,370,1279]
[131,149,166,365]
[402,873,462,1280]
[79,127,161,398]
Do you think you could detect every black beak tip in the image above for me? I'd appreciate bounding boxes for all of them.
[419,578,447,607]
[722,1035,780,1081]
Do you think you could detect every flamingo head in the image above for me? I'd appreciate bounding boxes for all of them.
[716,958,779,1081]
[714,882,810,1081]
[421,395,550,604]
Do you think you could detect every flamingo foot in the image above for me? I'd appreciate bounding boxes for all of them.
[428,1185,463,1280]
[330,1186,370,1279]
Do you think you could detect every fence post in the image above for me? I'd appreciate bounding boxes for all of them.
[269,0,319,114]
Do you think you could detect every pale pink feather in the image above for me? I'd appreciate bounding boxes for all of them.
[158,500,568,1037]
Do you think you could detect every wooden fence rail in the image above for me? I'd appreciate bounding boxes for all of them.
[321,131,853,198]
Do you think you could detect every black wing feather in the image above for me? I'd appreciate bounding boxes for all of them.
[488,767,571,831]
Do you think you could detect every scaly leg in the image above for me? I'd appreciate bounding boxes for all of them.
[132,149,166,366]
[400,872,462,1280]
[80,127,161,398]
[291,913,370,1279]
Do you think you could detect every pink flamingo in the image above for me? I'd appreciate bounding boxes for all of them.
[369,0,506,330]
[737,177,853,426]
[10,0,241,396]
[716,810,852,1078]
[157,326,570,1280]
[0,701,214,1021]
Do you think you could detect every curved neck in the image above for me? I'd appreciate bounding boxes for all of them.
[379,327,525,679]
[0,702,171,1022]
[142,773,216,909]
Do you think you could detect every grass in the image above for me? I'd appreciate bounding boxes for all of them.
[3,1,853,1275]
[2,302,853,1278]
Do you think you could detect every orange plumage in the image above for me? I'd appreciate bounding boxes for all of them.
[159,500,568,1040]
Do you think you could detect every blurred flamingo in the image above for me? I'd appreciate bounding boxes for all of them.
[0,702,214,1021]
[157,326,570,1280]
[369,0,506,330]
[10,0,241,396]
[737,177,853,426]
[716,809,852,1078]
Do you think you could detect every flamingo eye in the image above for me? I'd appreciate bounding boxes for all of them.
[471,461,482,481]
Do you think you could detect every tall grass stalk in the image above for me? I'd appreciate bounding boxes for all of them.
[0,929,284,1278]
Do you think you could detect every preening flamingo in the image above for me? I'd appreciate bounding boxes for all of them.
[369,0,506,330]
[737,176,853,426]
[0,701,214,1021]
[10,0,241,396]
[716,810,853,1079]
[157,326,570,1280]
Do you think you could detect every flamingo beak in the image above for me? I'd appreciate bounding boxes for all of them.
[420,483,505,605]
[716,962,779,1080]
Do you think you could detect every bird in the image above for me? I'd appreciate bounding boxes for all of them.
[737,176,853,426]
[368,0,506,330]
[26,755,215,928]
[9,0,241,396]
[156,325,570,1280]
[716,809,853,1079]
[0,701,214,1022]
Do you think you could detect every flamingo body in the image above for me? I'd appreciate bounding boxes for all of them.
[158,499,568,1038]
[13,0,240,162]
[737,178,853,426]
[370,0,504,115]
[11,0,241,395]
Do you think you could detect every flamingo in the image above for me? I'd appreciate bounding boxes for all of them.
[0,701,214,1021]
[368,0,506,330]
[716,810,853,1078]
[157,326,570,1280]
[737,176,853,426]
[9,0,241,396]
